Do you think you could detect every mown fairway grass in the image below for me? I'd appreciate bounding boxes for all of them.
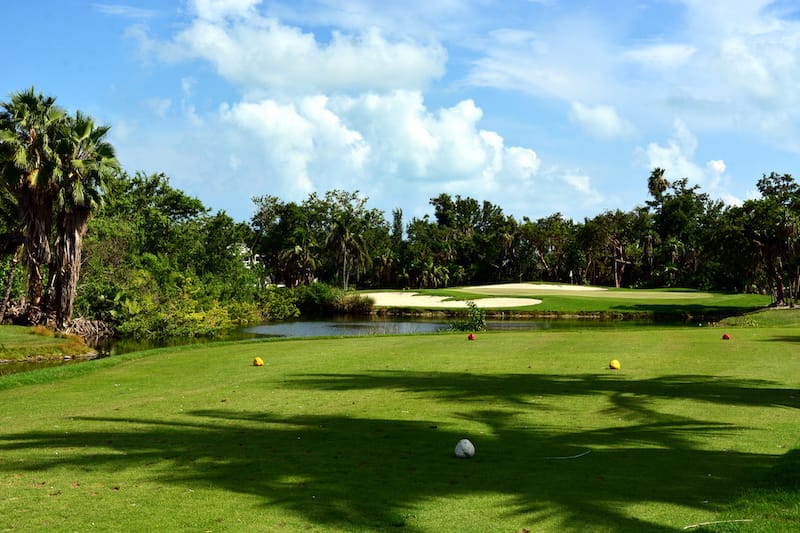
[1,314,798,532]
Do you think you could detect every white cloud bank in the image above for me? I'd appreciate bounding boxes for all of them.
[143,1,447,94]
[117,0,606,221]
[218,91,543,203]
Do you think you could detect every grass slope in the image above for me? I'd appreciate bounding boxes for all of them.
[1,322,797,532]
[0,325,93,366]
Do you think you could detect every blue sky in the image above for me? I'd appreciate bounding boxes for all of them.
[3,0,800,224]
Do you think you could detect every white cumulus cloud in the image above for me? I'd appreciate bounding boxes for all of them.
[144,4,447,94]
[638,118,740,205]
[215,90,548,206]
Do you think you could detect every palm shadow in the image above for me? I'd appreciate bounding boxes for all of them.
[289,371,799,410]
[762,335,800,343]
[1,371,796,531]
[610,302,764,320]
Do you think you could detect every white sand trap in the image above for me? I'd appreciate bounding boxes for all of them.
[362,292,542,308]
[469,283,608,292]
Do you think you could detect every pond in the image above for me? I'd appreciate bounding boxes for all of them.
[1,316,663,375]
[242,317,450,337]
[241,315,657,338]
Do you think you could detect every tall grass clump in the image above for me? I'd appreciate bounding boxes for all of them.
[334,293,374,314]
[449,300,487,331]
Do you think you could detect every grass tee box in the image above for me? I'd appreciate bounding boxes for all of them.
[0,319,798,531]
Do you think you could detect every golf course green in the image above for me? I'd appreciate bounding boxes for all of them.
[0,288,797,531]
[362,283,771,317]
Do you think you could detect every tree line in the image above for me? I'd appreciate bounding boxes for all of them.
[253,171,798,307]
[1,88,798,339]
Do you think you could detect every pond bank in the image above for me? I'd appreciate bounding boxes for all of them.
[0,352,102,364]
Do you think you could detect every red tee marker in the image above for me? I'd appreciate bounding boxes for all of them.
[468,333,476,341]
[722,333,731,340]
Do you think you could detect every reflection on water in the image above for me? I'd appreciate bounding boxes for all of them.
[243,318,450,337]
[243,316,645,338]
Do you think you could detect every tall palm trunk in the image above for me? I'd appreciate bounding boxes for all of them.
[51,207,89,329]
[342,245,349,290]
[18,187,53,311]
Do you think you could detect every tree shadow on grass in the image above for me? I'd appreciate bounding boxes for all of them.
[761,335,800,343]
[0,372,796,531]
[610,302,765,319]
[288,372,799,411]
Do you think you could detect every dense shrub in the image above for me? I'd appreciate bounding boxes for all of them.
[288,283,374,315]
[116,297,233,339]
[224,301,265,325]
[259,286,300,321]
[291,282,344,315]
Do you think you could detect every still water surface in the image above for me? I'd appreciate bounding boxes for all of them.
[243,317,449,337]
[241,316,645,338]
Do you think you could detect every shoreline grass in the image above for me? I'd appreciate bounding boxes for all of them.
[1,320,797,531]
[0,325,94,365]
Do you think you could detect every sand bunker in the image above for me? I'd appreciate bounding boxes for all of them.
[362,283,609,308]
[361,292,542,308]
[468,283,607,292]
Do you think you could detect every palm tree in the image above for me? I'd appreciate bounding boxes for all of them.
[49,111,118,327]
[0,87,65,313]
[647,167,669,201]
[325,206,370,290]
[325,210,369,290]
[278,228,319,287]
